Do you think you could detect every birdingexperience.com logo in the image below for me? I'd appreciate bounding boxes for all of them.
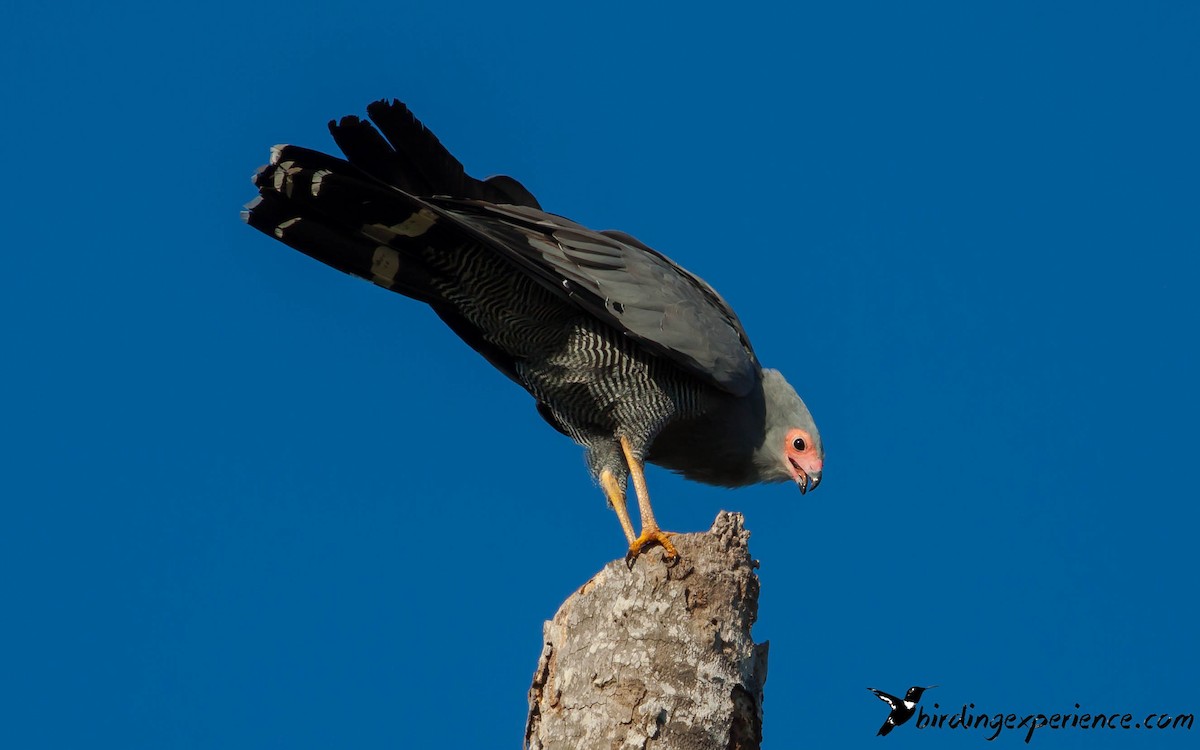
[867,684,1194,743]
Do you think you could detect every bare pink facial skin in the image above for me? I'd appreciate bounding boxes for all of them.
[784,427,823,494]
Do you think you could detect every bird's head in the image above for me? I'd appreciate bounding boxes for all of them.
[757,369,824,493]
[906,686,937,701]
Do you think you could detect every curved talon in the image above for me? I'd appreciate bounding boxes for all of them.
[625,529,679,567]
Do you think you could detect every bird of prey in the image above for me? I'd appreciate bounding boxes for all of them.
[242,99,823,564]
[868,685,937,736]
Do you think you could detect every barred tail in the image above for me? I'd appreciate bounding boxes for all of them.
[242,99,541,302]
[243,144,445,302]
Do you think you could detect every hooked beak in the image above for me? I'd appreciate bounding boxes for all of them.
[788,457,822,495]
[795,468,822,495]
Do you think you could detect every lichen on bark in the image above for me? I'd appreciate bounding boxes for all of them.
[526,512,768,750]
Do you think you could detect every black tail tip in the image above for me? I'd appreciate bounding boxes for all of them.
[367,98,404,115]
[330,115,363,130]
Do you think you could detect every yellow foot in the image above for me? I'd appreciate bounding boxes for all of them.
[625,528,679,568]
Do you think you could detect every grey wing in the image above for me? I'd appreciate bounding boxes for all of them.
[432,199,761,396]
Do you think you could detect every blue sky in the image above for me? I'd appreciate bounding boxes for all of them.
[3,1,1197,747]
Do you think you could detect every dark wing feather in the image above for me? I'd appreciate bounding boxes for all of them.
[426,199,760,396]
[868,688,902,710]
[303,99,758,395]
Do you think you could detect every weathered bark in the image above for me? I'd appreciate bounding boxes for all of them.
[526,512,768,750]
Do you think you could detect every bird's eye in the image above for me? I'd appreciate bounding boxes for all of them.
[792,437,807,452]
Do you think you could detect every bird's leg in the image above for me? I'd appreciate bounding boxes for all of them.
[600,469,637,545]
[619,435,679,565]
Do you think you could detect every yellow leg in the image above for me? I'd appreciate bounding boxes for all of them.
[600,469,637,544]
[619,436,679,565]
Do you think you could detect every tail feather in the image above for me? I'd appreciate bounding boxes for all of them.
[243,190,373,276]
[243,190,435,302]
[354,99,468,198]
[244,146,443,303]
[326,113,418,191]
[330,99,542,208]
[255,147,424,233]
[243,99,544,305]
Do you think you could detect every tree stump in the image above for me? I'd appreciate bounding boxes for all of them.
[526,511,768,750]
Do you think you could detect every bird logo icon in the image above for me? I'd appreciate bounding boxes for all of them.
[867,685,937,736]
